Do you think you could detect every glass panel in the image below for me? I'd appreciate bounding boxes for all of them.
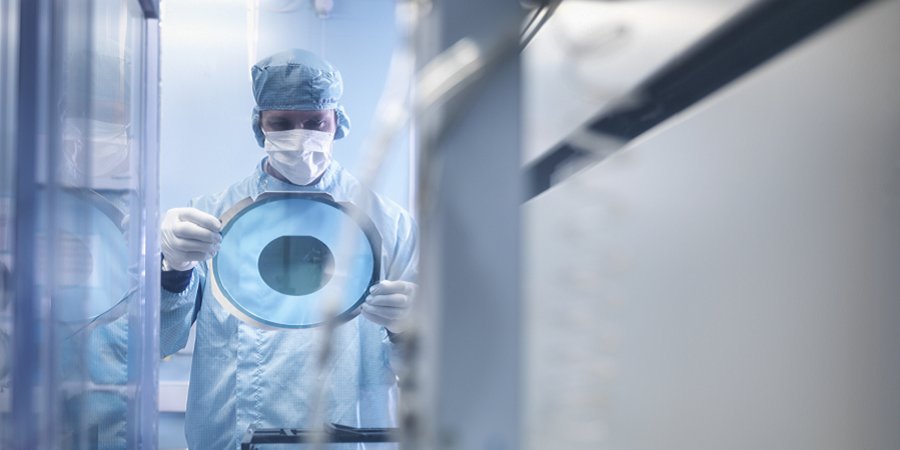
[1,0,157,448]
[0,0,19,445]
[55,1,149,448]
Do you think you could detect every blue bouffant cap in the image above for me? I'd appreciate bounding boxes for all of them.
[250,49,351,147]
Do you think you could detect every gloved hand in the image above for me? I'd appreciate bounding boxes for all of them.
[361,280,416,334]
[160,207,222,271]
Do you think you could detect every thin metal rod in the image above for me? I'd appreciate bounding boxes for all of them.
[11,0,43,447]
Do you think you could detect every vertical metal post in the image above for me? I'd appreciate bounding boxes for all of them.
[415,1,523,449]
[11,0,46,448]
[126,12,161,450]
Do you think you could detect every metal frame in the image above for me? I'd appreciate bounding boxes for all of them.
[412,1,523,449]
[138,0,159,20]
[240,424,399,449]
[128,7,161,448]
[12,0,48,447]
[11,0,161,448]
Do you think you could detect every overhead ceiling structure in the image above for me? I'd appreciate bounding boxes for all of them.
[523,0,755,161]
[523,0,876,199]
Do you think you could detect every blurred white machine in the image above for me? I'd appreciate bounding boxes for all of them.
[409,0,900,449]
[519,1,900,449]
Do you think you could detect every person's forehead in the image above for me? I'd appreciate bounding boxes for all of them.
[262,109,334,119]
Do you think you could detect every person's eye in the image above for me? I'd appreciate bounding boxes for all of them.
[303,120,327,130]
[267,120,291,131]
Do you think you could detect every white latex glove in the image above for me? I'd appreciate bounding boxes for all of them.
[361,280,416,334]
[160,207,222,271]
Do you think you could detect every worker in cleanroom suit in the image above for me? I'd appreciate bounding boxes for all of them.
[158,49,418,450]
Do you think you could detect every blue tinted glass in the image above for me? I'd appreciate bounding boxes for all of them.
[213,196,376,329]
